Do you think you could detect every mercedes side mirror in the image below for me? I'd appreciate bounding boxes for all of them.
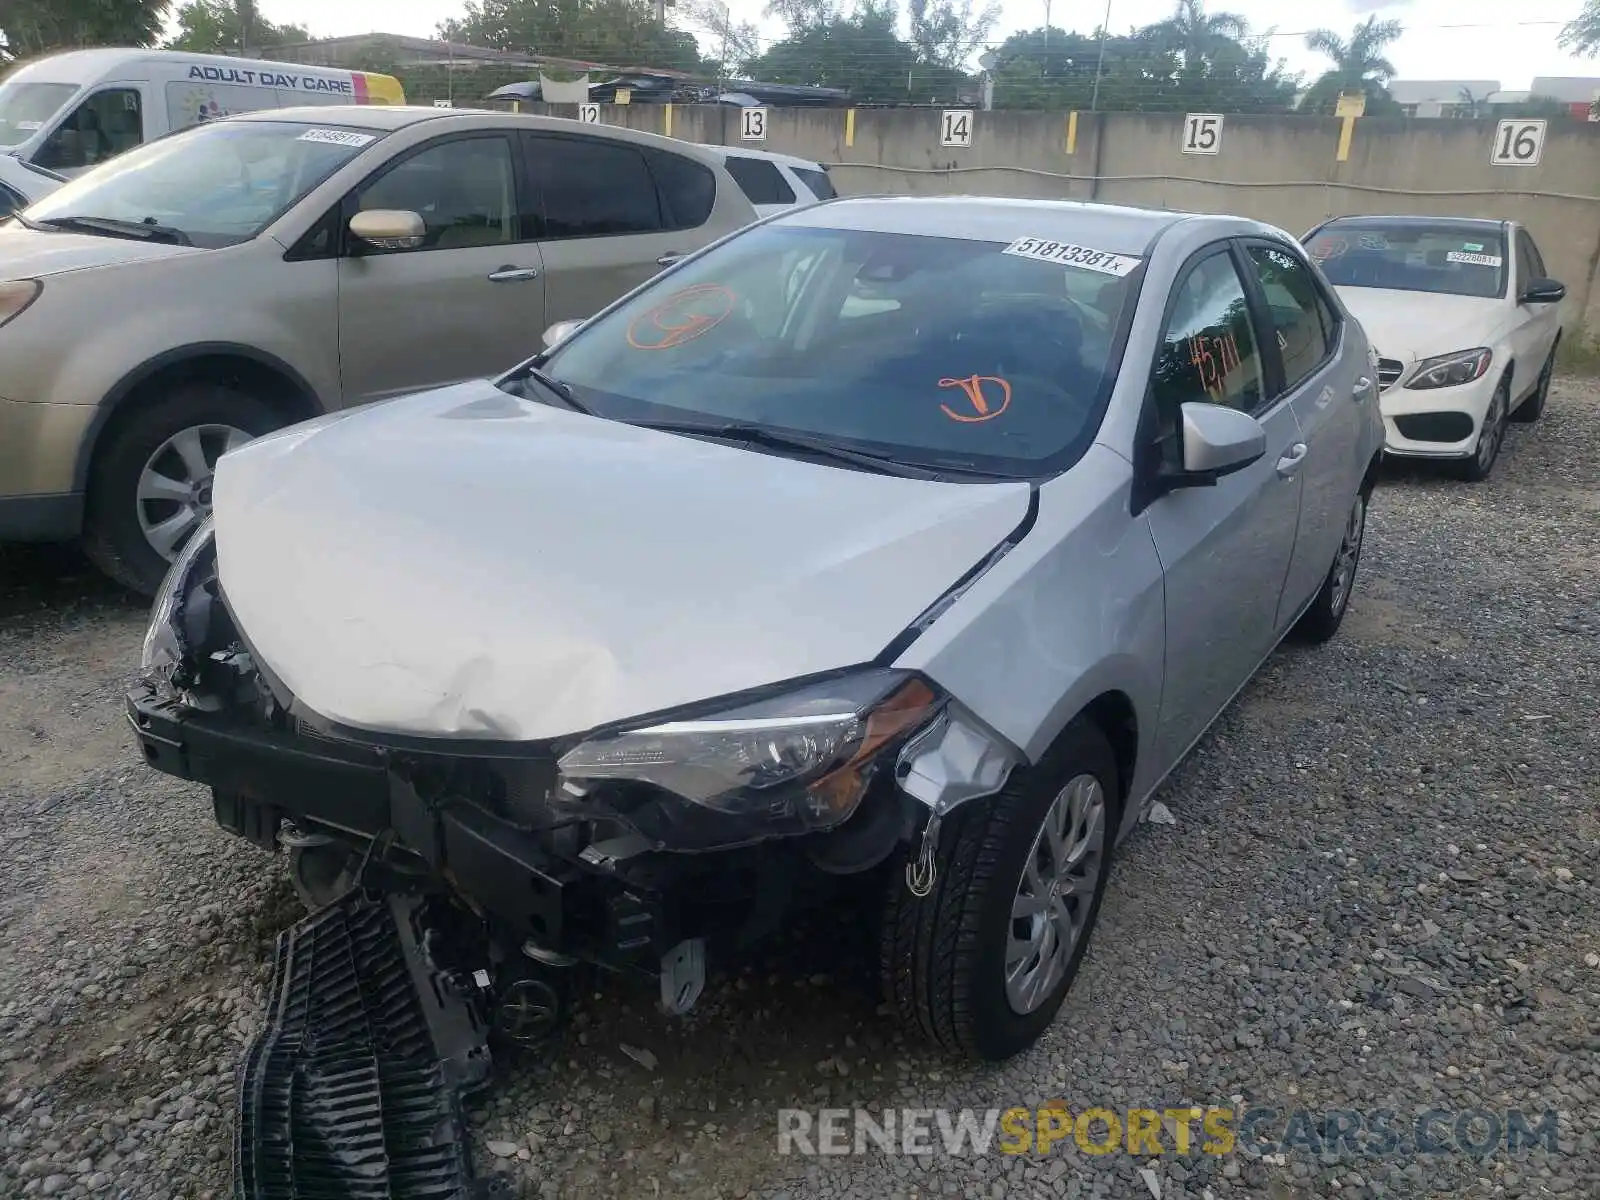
[1519,277,1566,305]
[349,209,425,250]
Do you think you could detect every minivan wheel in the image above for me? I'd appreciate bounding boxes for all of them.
[1291,488,1367,644]
[879,718,1118,1061]
[83,385,279,595]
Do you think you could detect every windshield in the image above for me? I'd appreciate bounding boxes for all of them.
[0,81,78,148]
[22,119,382,248]
[1306,224,1506,299]
[535,224,1142,478]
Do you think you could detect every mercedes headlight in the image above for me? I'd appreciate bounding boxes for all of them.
[139,518,216,690]
[1405,348,1491,390]
[557,669,943,850]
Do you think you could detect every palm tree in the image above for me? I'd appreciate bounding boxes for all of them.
[1153,0,1249,72]
[1303,15,1403,114]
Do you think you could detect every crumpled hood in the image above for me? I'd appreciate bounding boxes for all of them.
[0,224,201,278]
[1334,286,1506,365]
[213,383,1032,741]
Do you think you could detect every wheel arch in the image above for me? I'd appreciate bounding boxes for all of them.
[73,344,325,493]
[1076,690,1140,808]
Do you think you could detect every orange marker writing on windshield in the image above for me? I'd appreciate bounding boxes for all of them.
[939,375,1012,423]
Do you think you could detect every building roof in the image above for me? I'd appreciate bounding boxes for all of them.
[1527,76,1600,101]
[1385,80,1501,105]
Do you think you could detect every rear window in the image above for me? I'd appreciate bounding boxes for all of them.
[644,148,715,230]
[723,156,795,205]
[792,166,835,200]
[1305,224,1506,299]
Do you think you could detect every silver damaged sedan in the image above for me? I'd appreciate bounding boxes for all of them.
[130,196,1384,1061]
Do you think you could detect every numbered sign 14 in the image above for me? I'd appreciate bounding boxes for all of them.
[740,107,768,141]
[1181,113,1223,155]
[576,103,601,124]
[1491,119,1545,167]
[940,110,973,148]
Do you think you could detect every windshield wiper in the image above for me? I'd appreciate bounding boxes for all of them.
[502,363,592,415]
[32,215,192,246]
[629,419,959,479]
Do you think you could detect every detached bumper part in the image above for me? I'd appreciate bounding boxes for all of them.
[236,891,503,1200]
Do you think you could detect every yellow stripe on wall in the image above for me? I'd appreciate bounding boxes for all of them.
[1066,111,1078,155]
[845,108,855,148]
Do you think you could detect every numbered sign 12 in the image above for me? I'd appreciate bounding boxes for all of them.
[577,103,601,124]
[1181,113,1223,155]
[1491,119,1545,167]
[740,107,768,141]
[940,110,973,148]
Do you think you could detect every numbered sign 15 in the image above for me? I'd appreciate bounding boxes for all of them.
[1181,113,1223,155]
[577,103,601,124]
[740,107,768,141]
[1491,119,1546,167]
[940,110,973,148]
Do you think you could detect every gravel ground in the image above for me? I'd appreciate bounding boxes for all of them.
[1,380,1595,1200]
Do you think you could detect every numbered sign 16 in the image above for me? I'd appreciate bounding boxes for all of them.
[577,103,601,124]
[741,107,768,141]
[1491,119,1546,167]
[1181,113,1223,155]
[940,110,973,148]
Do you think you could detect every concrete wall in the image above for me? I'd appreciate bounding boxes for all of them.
[522,104,1600,333]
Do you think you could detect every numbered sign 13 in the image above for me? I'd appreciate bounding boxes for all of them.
[1491,119,1545,167]
[740,107,768,141]
[577,103,601,124]
[940,110,973,148]
[1182,113,1223,155]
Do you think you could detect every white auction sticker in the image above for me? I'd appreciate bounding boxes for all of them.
[1446,251,1501,266]
[297,128,377,147]
[16,120,42,131]
[1002,236,1141,276]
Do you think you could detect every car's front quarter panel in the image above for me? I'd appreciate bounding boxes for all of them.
[893,445,1165,839]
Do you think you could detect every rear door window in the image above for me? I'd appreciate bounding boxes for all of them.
[523,134,663,238]
[1244,243,1336,395]
[792,166,836,200]
[643,147,715,230]
[723,156,795,205]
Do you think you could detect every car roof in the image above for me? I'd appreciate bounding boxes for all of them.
[1317,214,1507,236]
[774,195,1259,255]
[230,105,734,161]
[701,144,825,171]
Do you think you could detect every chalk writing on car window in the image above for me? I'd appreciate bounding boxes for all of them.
[1309,236,1347,261]
[938,375,1012,423]
[626,283,736,350]
[1187,331,1242,404]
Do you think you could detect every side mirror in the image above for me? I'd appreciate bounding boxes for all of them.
[349,209,425,250]
[542,318,585,350]
[1165,402,1267,487]
[1519,277,1565,305]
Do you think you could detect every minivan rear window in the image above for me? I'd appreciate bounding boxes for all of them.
[723,156,795,205]
[793,166,835,200]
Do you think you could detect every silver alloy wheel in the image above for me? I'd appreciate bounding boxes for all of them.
[136,423,253,561]
[1328,493,1366,618]
[1476,387,1505,473]
[1005,773,1107,1015]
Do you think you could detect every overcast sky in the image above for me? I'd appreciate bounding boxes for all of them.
[258,0,1598,91]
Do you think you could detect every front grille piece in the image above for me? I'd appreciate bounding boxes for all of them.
[235,892,503,1200]
[1376,357,1404,391]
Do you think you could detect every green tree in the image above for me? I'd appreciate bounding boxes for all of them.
[1301,16,1404,115]
[165,0,310,53]
[744,0,966,102]
[907,0,999,70]
[1,0,169,61]
[1558,0,1600,55]
[441,0,703,73]
[1150,0,1246,72]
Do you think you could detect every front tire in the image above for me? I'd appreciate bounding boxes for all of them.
[83,384,279,595]
[879,718,1119,1061]
[1455,375,1509,483]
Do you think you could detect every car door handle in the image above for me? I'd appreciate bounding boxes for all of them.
[1354,376,1371,398]
[1275,442,1309,478]
[656,252,686,267]
[488,266,539,282]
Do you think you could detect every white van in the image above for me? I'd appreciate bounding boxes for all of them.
[0,48,405,177]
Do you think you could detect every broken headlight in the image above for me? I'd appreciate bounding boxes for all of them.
[139,518,216,692]
[557,670,942,850]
